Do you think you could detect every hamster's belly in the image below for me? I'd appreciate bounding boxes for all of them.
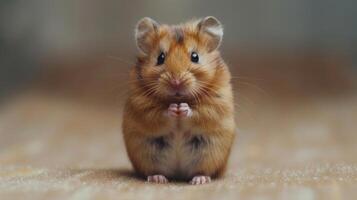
[151,131,206,179]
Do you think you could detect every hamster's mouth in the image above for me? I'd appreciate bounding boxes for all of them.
[165,88,196,103]
[168,93,187,99]
[166,89,187,97]
[166,92,191,103]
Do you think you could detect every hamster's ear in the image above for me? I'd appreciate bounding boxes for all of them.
[135,17,159,54]
[198,16,223,52]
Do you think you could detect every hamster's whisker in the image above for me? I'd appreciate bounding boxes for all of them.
[194,88,203,105]
[180,78,189,85]
[125,81,157,92]
[196,81,220,96]
[196,84,228,113]
[196,80,217,88]
[197,86,227,113]
[140,83,159,93]
[235,81,271,98]
[204,57,220,66]
[143,81,160,87]
[189,87,199,104]
[129,83,159,97]
[140,86,159,98]
[190,88,201,105]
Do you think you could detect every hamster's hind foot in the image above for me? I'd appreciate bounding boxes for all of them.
[147,174,169,184]
[190,176,211,185]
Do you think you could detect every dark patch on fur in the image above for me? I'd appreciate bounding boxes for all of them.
[189,135,208,150]
[173,27,184,44]
[214,93,222,98]
[150,136,169,150]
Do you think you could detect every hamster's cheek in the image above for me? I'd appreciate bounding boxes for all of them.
[198,54,209,66]
[140,66,161,81]
[195,54,214,74]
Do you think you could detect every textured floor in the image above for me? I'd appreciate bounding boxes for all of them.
[0,92,357,199]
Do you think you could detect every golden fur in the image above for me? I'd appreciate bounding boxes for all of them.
[122,17,235,182]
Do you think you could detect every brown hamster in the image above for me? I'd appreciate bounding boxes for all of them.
[122,16,235,184]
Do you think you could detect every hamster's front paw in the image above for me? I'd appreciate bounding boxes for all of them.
[168,103,179,117]
[178,103,192,117]
[190,176,211,185]
[167,103,192,118]
[147,174,169,184]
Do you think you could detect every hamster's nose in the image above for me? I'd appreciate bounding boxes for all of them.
[170,78,182,90]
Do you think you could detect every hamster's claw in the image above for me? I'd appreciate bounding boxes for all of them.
[190,176,211,185]
[147,174,169,184]
[168,103,179,117]
[178,103,192,117]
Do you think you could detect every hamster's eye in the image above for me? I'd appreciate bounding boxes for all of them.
[191,52,199,63]
[157,52,165,65]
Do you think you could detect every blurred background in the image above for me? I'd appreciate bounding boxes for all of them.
[1,0,357,199]
[1,0,356,101]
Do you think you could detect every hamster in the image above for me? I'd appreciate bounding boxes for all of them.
[122,16,235,184]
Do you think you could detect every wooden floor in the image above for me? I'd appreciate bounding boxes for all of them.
[0,90,357,199]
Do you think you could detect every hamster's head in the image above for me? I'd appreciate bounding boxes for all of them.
[134,16,229,103]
